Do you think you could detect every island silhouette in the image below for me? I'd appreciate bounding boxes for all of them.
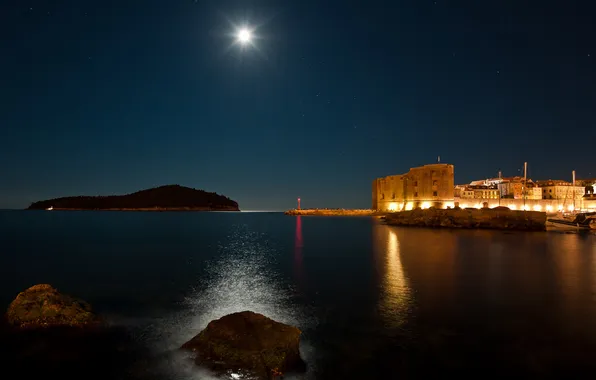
[26,185,239,211]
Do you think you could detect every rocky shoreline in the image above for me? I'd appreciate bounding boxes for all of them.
[384,207,546,231]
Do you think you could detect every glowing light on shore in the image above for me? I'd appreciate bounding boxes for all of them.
[405,202,413,211]
[568,205,574,212]
[421,201,431,209]
[443,202,455,209]
[388,202,398,211]
[533,205,542,211]
[509,204,516,210]
[546,205,553,212]
[475,203,482,209]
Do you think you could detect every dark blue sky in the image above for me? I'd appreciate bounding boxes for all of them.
[1,0,595,210]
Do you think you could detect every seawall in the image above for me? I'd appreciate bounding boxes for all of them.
[384,208,546,231]
[376,197,591,213]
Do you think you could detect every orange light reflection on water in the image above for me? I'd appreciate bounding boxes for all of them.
[372,224,411,329]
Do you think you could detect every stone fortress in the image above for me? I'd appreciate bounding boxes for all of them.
[373,162,596,213]
[372,163,455,212]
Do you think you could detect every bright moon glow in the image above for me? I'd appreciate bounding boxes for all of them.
[238,29,252,44]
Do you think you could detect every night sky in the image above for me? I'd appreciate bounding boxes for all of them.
[1,0,595,210]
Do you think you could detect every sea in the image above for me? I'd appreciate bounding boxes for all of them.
[1,210,596,378]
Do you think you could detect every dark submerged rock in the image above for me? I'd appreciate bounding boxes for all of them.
[181,311,305,379]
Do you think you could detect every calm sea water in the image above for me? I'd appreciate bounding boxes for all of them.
[1,210,596,378]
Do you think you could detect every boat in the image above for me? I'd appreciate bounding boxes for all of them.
[546,212,596,231]
[46,206,53,211]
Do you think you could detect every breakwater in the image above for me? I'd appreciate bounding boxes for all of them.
[284,209,383,216]
[384,207,546,231]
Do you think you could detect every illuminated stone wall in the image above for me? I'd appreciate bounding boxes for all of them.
[454,197,592,212]
[373,163,455,211]
[584,197,596,210]
[377,196,591,213]
[372,179,378,210]
[407,164,454,201]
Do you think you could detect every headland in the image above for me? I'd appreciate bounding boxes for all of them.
[27,185,240,211]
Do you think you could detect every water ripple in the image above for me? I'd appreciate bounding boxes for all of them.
[140,224,314,379]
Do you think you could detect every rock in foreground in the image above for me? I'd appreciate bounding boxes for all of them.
[181,311,305,379]
[1,285,143,380]
[6,284,99,328]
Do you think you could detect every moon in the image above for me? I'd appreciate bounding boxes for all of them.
[237,28,252,44]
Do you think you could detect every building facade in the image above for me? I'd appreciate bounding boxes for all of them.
[578,178,596,190]
[526,183,543,200]
[372,163,455,211]
[459,185,500,199]
[497,177,542,200]
[536,180,584,201]
[454,185,466,198]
